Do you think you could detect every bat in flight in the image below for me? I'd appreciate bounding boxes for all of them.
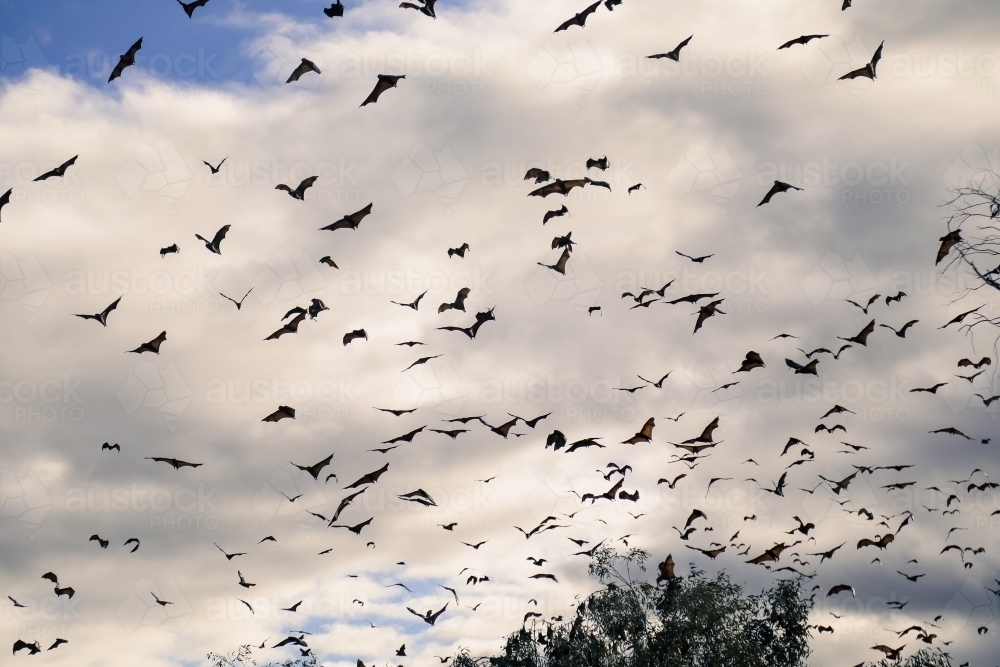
[146,457,203,470]
[392,291,427,310]
[543,205,569,224]
[195,224,230,254]
[839,41,884,80]
[320,203,373,231]
[287,58,321,83]
[693,299,724,333]
[361,74,405,106]
[292,454,334,479]
[676,251,713,263]
[846,293,880,314]
[202,157,226,174]
[758,180,802,206]
[879,320,918,337]
[128,331,167,354]
[439,287,471,313]
[102,442,120,452]
[958,356,991,369]
[407,603,448,625]
[555,1,601,32]
[265,312,306,340]
[34,155,78,181]
[735,351,765,372]
[109,38,142,82]
[160,244,179,257]
[648,35,693,61]
[399,0,436,18]
[276,176,318,200]
[587,156,609,171]
[838,319,876,346]
[448,243,470,258]
[263,405,295,422]
[437,308,496,339]
[177,0,211,17]
[220,288,253,310]
[324,1,344,17]
[777,34,827,50]
[525,167,551,185]
[74,296,122,326]
[0,188,11,221]
[552,232,575,250]
[936,230,961,265]
[538,247,571,275]
[13,640,41,655]
[345,463,389,489]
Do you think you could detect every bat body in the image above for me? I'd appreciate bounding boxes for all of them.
[324,1,344,17]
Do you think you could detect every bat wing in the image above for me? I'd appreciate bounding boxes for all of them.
[855,319,876,344]
[870,41,884,75]
[554,15,583,32]
[101,296,123,319]
[529,182,561,197]
[295,176,319,198]
[838,66,871,81]
[361,77,398,106]
[212,224,231,247]
[347,202,374,225]
[758,183,780,206]
[554,248,571,273]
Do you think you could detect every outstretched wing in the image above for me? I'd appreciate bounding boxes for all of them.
[211,224,231,247]
[101,296,123,319]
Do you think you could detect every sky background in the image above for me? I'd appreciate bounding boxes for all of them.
[1,0,999,666]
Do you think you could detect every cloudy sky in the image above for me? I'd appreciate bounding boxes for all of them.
[1,0,999,665]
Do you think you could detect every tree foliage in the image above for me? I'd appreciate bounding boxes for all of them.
[455,547,813,667]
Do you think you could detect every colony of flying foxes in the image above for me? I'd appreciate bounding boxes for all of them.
[2,1,998,667]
